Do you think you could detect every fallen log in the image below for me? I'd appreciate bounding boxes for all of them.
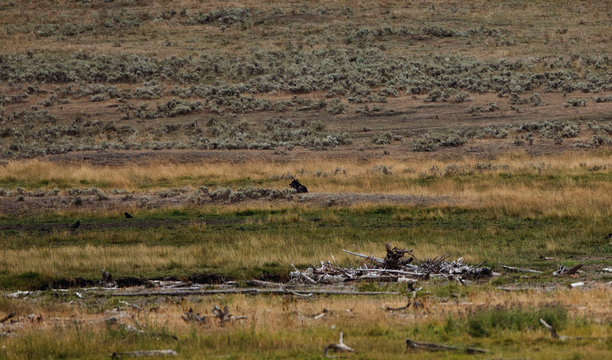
[342,249,384,264]
[111,349,177,358]
[344,275,416,283]
[283,288,313,297]
[0,312,17,324]
[405,339,487,354]
[356,268,426,277]
[104,288,400,297]
[502,265,543,274]
[246,280,284,288]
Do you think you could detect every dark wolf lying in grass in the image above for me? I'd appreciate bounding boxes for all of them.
[290,179,308,193]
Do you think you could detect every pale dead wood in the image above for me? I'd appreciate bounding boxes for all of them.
[569,281,590,288]
[355,268,426,277]
[111,349,177,358]
[291,264,317,284]
[553,264,584,276]
[341,249,384,264]
[211,305,247,324]
[344,275,414,282]
[313,308,328,320]
[119,300,140,310]
[0,312,17,324]
[182,308,207,325]
[295,247,492,284]
[246,279,284,288]
[539,319,584,341]
[539,318,603,342]
[283,288,313,298]
[324,332,355,358]
[539,319,560,339]
[502,265,543,274]
[106,288,400,297]
[405,339,488,354]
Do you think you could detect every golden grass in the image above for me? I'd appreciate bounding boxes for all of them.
[2,150,610,217]
[2,151,610,188]
[1,285,610,359]
[4,286,611,332]
[0,244,204,277]
[0,225,590,280]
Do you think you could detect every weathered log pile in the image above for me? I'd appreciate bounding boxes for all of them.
[290,244,493,284]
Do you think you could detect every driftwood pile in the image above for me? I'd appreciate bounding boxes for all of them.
[290,244,493,284]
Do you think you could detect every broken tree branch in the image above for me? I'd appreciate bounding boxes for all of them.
[502,265,543,274]
[212,305,247,323]
[111,349,177,358]
[106,288,400,297]
[553,264,584,276]
[291,264,317,284]
[341,249,384,264]
[324,332,355,358]
[182,308,207,325]
[405,339,487,354]
[539,319,559,339]
[0,312,17,324]
[283,288,313,298]
[356,268,426,277]
[246,280,284,288]
[313,309,328,320]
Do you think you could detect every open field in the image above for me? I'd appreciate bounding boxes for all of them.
[1,0,611,359]
[1,286,611,359]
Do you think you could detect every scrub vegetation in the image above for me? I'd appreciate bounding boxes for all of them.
[0,1,610,359]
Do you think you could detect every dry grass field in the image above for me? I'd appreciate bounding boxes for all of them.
[0,0,610,359]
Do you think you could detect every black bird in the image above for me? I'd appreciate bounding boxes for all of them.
[605,232,612,240]
[124,212,133,219]
[71,220,81,229]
